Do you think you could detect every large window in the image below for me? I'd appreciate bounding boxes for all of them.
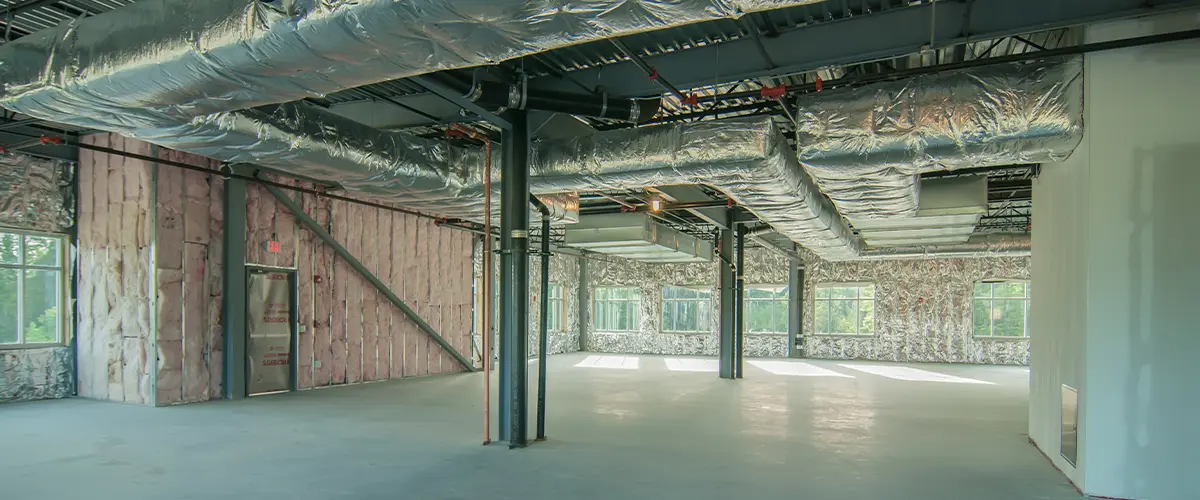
[661,286,711,333]
[0,231,65,346]
[813,283,875,335]
[546,283,565,331]
[594,287,641,332]
[973,281,1030,338]
[745,285,789,334]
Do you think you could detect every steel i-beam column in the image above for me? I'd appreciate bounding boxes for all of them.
[222,165,249,399]
[735,224,746,379]
[718,209,736,380]
[788,248,805,358]
[498,110,531,447]
[536,216,550,441]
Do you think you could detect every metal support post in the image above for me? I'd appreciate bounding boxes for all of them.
[735,224,746,379]
[717,209,736,380]
[536,216,550,441]
[577,257,588,351]
[498,110,530,447]
[222,165,249,399]
[788,248,805,358]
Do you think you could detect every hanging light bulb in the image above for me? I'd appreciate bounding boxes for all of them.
[650,197,663,212]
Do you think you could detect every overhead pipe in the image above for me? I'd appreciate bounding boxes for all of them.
[467,79,661,123]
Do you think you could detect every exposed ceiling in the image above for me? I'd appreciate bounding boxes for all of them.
[1,0,1194,256]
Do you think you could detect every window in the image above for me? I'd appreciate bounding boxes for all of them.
[973,281,1030,338]
[546,283,565,331]
[593,287,640,332]
[661,286,711,333]
[813,283,875,335]
[0,231,65,346]
[745,285,789,333]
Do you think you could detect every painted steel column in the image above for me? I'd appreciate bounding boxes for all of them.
[577,257,588,351]
[717,210,736,380]
[734,224,746,379]
[788,249,805,358]
[498,110,530,447]
[536,217,550,441]
[222,165,249,399]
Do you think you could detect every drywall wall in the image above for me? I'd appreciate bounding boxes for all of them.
[584,248,791,358]
[800,252,1031,365]
[0,152,74,404]
[242,181,476,389]
[1029,13,1200,499]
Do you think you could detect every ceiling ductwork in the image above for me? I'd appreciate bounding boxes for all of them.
[0,0,822,134]
[857,232,1031,260]
[565,214,714,264]
[794,57,1084,222]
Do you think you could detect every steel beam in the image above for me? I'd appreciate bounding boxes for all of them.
[788,250,804,359]
[530,0,1200,97]
[656,186,731,229]
[408,75,512,131]
[734,224,746,379]
[717,210,736,380]
[536,216,550,441]
[259,180,475,371]
[222,165,249,399]
[498,110,530,447]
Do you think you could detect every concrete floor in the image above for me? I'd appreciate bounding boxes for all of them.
[2,353,1079,500]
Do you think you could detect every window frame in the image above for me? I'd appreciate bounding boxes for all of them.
[659,285,712,334]
[972,279,1031,339]
[546,282,566,332]
[592,286,642,332]
[743,284,789,335]
[812,282,876,336]
[0,228,68,349]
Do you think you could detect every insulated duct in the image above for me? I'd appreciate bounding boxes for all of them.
[468,81,661,123]
[857,232,1030,260]
[794,57,1084,221]
[0,0,822,134]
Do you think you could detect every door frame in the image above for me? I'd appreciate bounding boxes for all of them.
[245,265,299,395]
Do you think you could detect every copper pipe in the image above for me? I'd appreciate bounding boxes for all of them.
[453,124,493,445]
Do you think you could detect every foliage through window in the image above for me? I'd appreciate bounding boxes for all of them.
[745,285,788,333]
[660,286,711,333]
[546,283,565,331]
[973,281,1030,338]
[813,283,875,335]
[0,231,64,346]
[594,287,640,332]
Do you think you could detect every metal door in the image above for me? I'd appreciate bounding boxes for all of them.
[247,270,293,395]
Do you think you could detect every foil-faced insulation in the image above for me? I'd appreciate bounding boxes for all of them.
[137,108,861,261]
[799,248,1030,365]
[0,0,822,134]
[858,232,1030,260]
[0,153,73,232]
[794,57,1084,221]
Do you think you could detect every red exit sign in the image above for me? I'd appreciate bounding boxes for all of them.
[266,241,281,253]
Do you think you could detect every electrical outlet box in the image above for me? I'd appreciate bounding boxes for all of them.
[313,360,321,368]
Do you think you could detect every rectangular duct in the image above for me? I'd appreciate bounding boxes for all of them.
[855,176,987,248]
[565,214,713,264]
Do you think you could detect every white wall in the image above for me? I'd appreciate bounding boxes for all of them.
[1032,11,1200,499]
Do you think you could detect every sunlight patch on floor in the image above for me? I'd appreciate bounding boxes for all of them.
[749,360,855,377]
[664,358,719,372]
[838,364,993,384]
[575,355,640,370]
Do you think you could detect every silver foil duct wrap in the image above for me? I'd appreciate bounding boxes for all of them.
[140,108,860,261]
[0,0,822,133]
[857,232,1030,260]
[0,153,73,232]
[794,57,1084,221]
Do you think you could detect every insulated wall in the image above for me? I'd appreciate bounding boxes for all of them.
[0,153,73,403]
[584,248,790,358]
[474,251,583,362]
[242,182,476,389]
[76,134,225,406]
[800,251,1031,365]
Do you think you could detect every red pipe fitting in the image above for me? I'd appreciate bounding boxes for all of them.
[760,84,787,100]
[39,135,64,145]
[647,67,659,82]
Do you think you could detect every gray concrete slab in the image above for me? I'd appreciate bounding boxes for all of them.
[0,354,1079,499]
